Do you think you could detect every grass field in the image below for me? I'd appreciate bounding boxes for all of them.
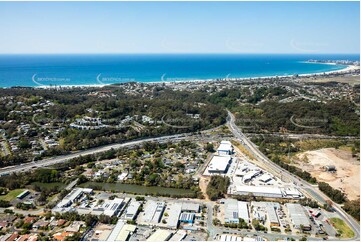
[0,189,25,201]
[329,217,355,238]
[232,140,256,160]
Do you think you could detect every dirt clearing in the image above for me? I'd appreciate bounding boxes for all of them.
[294,148,359,200]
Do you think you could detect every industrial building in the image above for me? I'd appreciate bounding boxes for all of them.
[223,199,251,224]
[181,203,200,213]
[141,201,165,224]
[107,220,126,242]
[56,188,93,208]
[235,162,259,177]
[167,203,182,229]
[285,203,311,231]
[205,155,232,174]
[258,174,273,183]
[169,230,186,241]
[107,219,136,241]
[102,198,124,217]
[235,185,283,198]
[224,199,240,223]
[115,224,137,241]
[266,206,280,227]
[237,201,250,223]
[146,229,173,242]
[179,213,195,223]
[125,200,141,220]
[251,202,280,225]
[217,140,233,155]
[282,187,303,199]
[243,170,262,183]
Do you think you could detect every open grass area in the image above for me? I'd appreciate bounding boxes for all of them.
[232,140,256,160]
[329,217,355,238]
[294,139,345,151]
[0,189,25,201]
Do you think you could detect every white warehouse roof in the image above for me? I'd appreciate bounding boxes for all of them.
[207,155,231,173]
[236,185,283,196]
[217,141,233,153]
[238,201,250,223]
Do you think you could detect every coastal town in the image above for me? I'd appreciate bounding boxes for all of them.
[0,63,359,241]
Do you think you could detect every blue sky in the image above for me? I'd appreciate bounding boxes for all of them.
[0,1,359,54]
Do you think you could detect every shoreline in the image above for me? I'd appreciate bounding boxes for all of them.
[1,62,359,89]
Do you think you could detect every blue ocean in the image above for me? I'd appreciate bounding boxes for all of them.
[0,54,359,87]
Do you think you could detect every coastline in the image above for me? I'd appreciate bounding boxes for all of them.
[1,62,359,89]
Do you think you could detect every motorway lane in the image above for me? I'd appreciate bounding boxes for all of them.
[0,134,189,176]
[226,110,360,241]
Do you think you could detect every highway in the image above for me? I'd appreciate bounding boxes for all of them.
[0,122,226,177]
[0,133,191,177]
[227,110,360,241]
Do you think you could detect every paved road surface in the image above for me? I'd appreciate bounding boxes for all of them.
[227,110,360,241]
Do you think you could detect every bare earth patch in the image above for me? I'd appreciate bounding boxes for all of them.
[294,148,360,200]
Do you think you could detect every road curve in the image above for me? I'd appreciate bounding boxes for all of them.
[226,110,360,241]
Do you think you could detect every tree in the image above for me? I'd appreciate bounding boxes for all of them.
[205,143,214,152]
[206,175,230,201]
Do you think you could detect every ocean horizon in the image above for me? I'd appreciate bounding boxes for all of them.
[0,53,359,87]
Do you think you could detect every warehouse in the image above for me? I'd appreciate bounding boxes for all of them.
[56,188,93,208]
[146,229,173,242]
[224,199,239,224]
[125,200,141,221]
[258,174,273,184]
[285,203,311,231]
[167,203,182,229]
[179,213,195,223]
[116,224,136,241]
[205,155,231,175]
[243,170,261,183]
[235,185,283,198]
[181,203,200,213]
[141,201,165,224]
[107,220,125,242]
[282,187,303,199]
[102,198,124,217]
[169,230,186,241]
[237,201,250,223]
[266,206,280,227]
[217,140,233,155]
